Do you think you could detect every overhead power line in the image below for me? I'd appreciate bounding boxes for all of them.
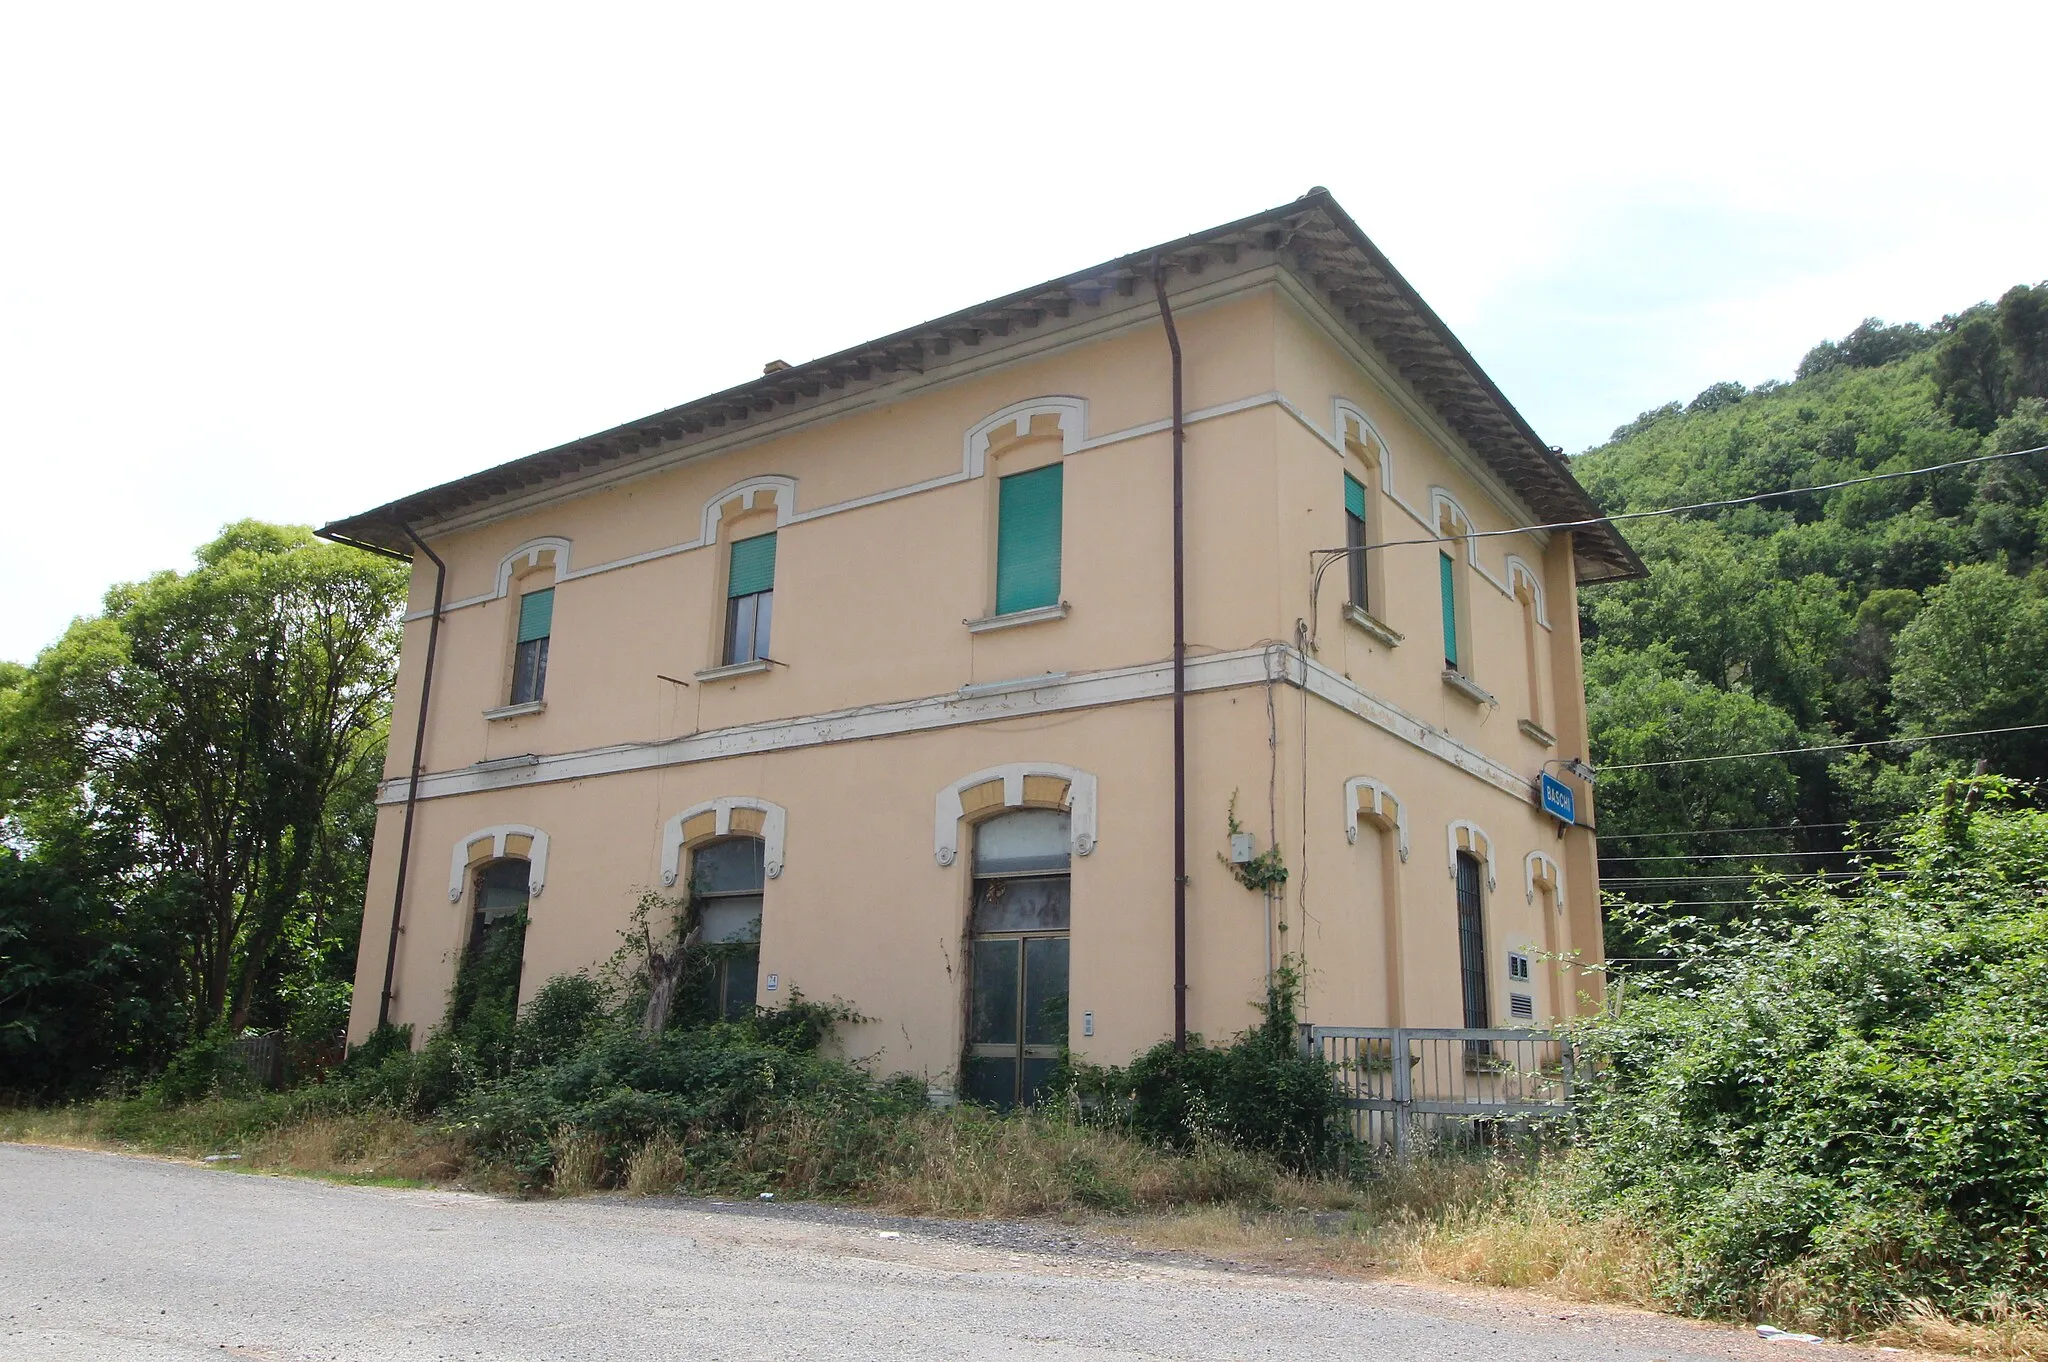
[1307,441,2048,643]
[1597,722,2048,772]
[1602,870,1906,885]
[1595,819,1900,841]
[1600,848,1902,863]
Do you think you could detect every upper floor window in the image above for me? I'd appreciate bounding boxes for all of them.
[1344,473,1370,609]
[1439,552,1461,671]
[512,588,553,704]
[724,532,776,666]
[995,464,1063,616]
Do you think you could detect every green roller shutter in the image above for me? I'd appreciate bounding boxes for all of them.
[995,464,1063,615]
[1439,552,1459,669]
[517,588,554,643]
[727,533,777,597]
[1344,473,1366,519]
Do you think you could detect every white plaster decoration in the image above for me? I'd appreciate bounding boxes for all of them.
[933,763,1098,867]
[1447,820,1496,890]
[660,798,788,886]
[378,646,1542,808]
[1331,398,1430,527]
[963,396,1088,477]
[493,538,572,599]
[694,658,773,682]
[483,700,546,722]
[1517,718,1556,748]
[1525,850,1563,906]
[1342,776,1410,862]
[964,601,1070,633]
[1343,604,1403,648]
[1504,556,1551,629]
[449,825,550,901]
[700,476,798,546]
[1443,669,1498,707]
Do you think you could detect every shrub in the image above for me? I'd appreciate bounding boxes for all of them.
[1070,963,1347,1173]
[1574,779,2048,1330]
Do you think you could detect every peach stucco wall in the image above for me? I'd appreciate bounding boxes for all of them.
[347,275,1607,1082]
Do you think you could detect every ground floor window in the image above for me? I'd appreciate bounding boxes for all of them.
[1455,850,1490,1051]
[450,858,530,1031]
[963,809,1070,1110]
[690,836,763,1021]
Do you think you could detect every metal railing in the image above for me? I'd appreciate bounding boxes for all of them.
[1307,1026,1581,1156]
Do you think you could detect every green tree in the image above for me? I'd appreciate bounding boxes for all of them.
[0,522,406,1038]
[1891,562,2048,780]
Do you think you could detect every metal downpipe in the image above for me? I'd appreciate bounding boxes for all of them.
[1153,259,1188,1052]
[379,522,446,1032]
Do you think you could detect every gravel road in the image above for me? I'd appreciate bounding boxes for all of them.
[1,1143,1913,1361]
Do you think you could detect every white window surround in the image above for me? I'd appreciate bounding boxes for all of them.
[660,798,788,886]
[964,396,1089,476]
[449,825,550,902]
[1525,850,1563,906]
[1504,555,1552,630]
[700,476,798,546]
[494,538,572,598]
[1447,820,1496,890]
[964,601,1070,633]
[483,700,546,722]
[1342,776,1409,862]
[934,762,1098,867]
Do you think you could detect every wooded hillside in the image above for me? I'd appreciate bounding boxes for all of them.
[1577,285,2048,955]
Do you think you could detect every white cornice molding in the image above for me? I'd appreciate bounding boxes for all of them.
[932,763,1098,868]
[377,646,1538,807]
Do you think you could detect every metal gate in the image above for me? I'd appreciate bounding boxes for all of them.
[1308,1026,1581,1156]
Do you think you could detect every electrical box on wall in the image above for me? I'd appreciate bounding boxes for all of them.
[1229,832,1256,864]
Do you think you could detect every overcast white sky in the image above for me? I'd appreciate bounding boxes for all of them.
[4,2,2043,664]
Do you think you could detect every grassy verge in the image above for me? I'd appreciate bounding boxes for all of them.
[6,1097,2039,1360]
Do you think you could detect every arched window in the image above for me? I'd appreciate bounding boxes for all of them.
[688,836,764,1021]
[450,857,530,1031]
[963,809,1071,1111]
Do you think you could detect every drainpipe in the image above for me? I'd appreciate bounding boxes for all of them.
[379,521,446,1032]
[1153,259,1188,1053]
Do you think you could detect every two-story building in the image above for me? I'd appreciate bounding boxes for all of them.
[325,189,1641,1106]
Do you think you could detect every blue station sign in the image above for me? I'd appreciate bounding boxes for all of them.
[1538,771,1576,826]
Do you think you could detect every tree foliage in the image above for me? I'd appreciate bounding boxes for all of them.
[0,522,405,1073]
[1577,293,2048,938]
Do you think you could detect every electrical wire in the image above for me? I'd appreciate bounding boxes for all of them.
[1602,870,1906,885]
[1595,819,1898,841]
[1599,848,1902,863]
[1596,721,2048,772]
[1305,441,2048,647]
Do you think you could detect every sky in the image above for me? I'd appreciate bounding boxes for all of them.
[3,1,2044,664]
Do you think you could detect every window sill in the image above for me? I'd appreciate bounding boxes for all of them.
[483,700,546,722]
[1518,718,1557,748]
[695,658,774,683]
[965,601,1069,634]
[1442,669,1497,707]
[1342,604,1403,648]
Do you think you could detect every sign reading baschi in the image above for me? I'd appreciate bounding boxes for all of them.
[1538,771,1576,826]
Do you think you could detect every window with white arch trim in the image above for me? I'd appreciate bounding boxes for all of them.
[685,836,764,1022]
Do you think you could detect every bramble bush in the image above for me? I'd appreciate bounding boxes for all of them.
[1574,777,2048,1331]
